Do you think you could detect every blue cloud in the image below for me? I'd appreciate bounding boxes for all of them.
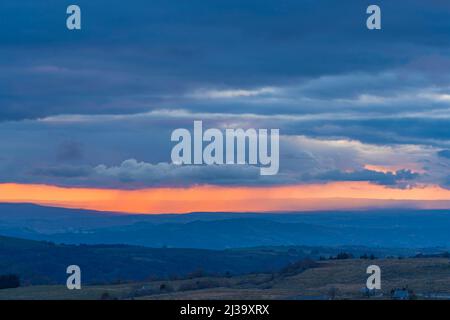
[1,0,450,189]
[304,169,420,187]
[1,0,450,120]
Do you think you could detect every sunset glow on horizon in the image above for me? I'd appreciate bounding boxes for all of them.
[1,182,450,214]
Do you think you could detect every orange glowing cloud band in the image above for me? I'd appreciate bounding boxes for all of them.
[1,182,450,214]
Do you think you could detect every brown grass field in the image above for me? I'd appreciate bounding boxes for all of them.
[1,258,450,300]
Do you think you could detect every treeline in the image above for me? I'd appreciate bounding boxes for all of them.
[319,252,378,260]
[0,274,20,289]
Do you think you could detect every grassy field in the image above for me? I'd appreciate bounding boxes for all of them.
[1,257,450,300]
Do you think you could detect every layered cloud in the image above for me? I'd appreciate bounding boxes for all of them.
[1,0,450,200]
[0,126,441,189]
[2,0,450,120]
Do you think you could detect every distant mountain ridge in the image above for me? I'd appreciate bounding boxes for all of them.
[0,235,426,285]
[1,203,450,249]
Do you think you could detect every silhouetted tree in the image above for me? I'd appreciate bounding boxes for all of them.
[0,274,20,289]
[336,252,353,260]
[99,292,117,300]
[159,283,174,292]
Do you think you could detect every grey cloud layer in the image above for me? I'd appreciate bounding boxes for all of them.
[2,0,450,120]
[1,0,450,188]
[0,113,446,188]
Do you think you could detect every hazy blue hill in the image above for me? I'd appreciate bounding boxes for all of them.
[0,235,423,286]
[0,203,138,232]
[41,218,450,249]
[0,235,300,284]
[1,204,450,249]
[38,219,344,248]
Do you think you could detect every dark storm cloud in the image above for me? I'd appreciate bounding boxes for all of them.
[1,0,450,120]
[304,169,419,187]
[281,118,450,146]
[1,1,450,188]
[20,160,265,188]
[31,165,93,178]
[0,112,441,188]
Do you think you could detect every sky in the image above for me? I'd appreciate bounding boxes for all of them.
[2,0,450,213]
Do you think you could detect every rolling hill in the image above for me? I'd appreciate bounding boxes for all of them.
[0,235,422,285]
[1,204,450,249]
